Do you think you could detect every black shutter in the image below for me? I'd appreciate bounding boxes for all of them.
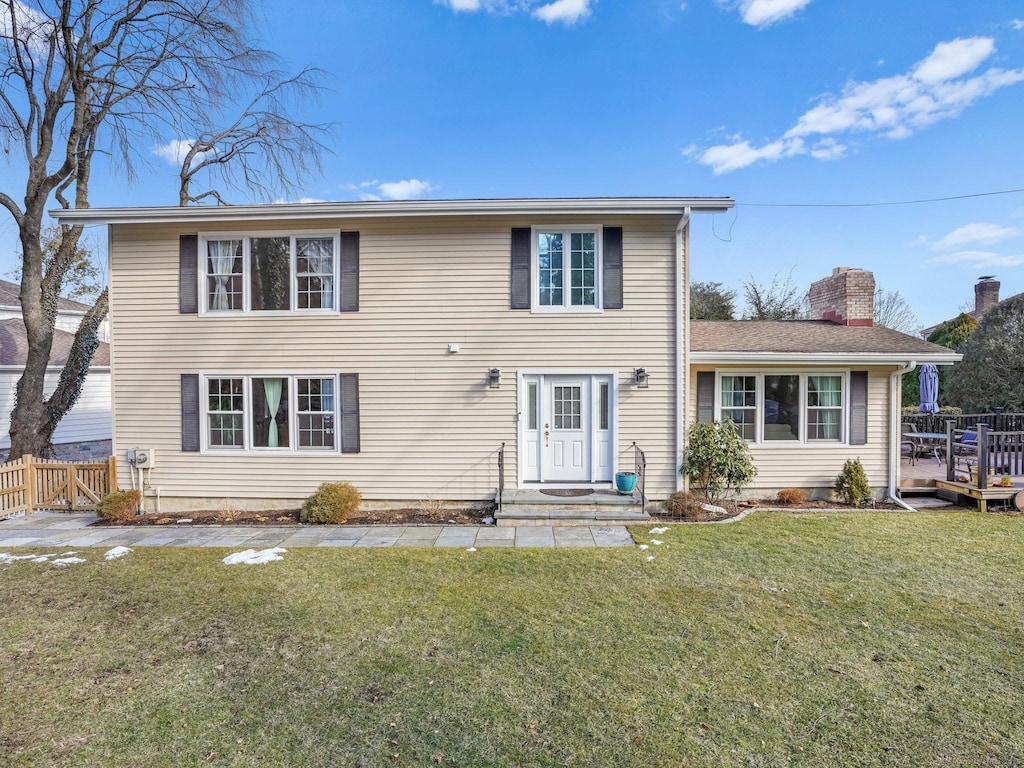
[510,227,531,309]
[339,231,359,312]
[179,235,199,314]
[603,226,623,310]
[340,373,360,453]
[696,371,715,424]
[181,374,200,452]
[849,371,868,445]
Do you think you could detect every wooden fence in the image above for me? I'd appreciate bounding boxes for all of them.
[0,455,117,518]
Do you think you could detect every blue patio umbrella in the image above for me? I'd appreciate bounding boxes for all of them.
[918,364,940,414]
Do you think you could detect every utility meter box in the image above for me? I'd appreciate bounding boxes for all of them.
[127,448,156,469]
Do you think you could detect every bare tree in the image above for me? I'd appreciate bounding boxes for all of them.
[873,288,920,335]
[6,224,106,302]
[742,271,807,320]
[177,68,330,206]
[0,0,328,459]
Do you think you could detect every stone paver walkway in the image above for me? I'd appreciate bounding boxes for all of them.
[0,512,636,549]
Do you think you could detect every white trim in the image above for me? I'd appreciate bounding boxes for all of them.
[676,211,689,491]
[691,352,960,365]
[199,372,342,456]
[529,225,603,313]
[198,230,341,316]
[52,197,736,225]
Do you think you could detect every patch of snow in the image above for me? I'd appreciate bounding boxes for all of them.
[60,551,78,556]
[176,518,193,524]
[637,544,649,550]
[650,539,664,545]
[0,552,39,564]
[52,557,86,566]
[645,555,656,562]
[649,526,669,534]
[31,554,58,563]
[222,547,286,565]
[104,546,133,560]
[466,547,477,552]
[481,516,496,526]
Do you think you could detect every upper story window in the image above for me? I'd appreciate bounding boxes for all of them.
[717,372,846,444]
[532,227,602,312]
[202,233,338,314]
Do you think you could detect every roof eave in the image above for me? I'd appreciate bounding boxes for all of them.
[50,197,735,225]
[690,352,962,365]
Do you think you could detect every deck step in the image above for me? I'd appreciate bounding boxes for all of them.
[496,488,650,526]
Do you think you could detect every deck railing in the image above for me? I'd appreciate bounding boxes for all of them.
[903,412,1024,434]
[944,423,1024,490]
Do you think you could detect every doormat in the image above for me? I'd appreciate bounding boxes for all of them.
[540,489,594,497]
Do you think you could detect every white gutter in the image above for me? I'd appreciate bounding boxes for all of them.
[888,361,918,511]
[53,196,735,225]
[676,207,691,491]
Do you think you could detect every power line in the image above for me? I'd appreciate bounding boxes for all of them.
[738,188,1024,208]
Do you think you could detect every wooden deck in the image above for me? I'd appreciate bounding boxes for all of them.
[899,456,1024,512]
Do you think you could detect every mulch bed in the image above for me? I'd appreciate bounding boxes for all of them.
[653,498,905,523]
[91,506,490,527]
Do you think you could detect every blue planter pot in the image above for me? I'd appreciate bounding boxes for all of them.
[615,471,638,494]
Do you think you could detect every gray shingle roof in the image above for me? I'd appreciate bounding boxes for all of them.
[691,320,959,358]
[0,279,92,313]
[0,319,110,368]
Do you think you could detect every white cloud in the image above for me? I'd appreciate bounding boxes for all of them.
[809,138,847,160]
[927,250,1024,268]
[1011,19,1024,31]
[532,0,592,25]
[152,139,205,166]
[917,222,1020,251]
[912,37,994,84]
[271,196,326,204]
[690,37,1024,174]
[355,179,438,201]
[731,0,813,27]
[436,0,591,24]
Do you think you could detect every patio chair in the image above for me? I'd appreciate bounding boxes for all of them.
[954,430,979,473]
[900,439,916,466]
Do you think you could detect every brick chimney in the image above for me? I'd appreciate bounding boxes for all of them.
[808,267,875,326]
[974,277,1000,318]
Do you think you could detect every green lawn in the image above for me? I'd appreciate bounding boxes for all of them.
[2,512,1023,767]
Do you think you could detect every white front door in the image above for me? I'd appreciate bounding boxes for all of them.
[520,373,614,484]
[544,377,589,481]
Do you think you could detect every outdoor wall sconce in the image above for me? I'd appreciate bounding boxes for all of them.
[488,368,502,389]
[633,367,649,388]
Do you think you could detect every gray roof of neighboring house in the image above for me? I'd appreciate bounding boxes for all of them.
[0,278,92,313]
[691,320,960,361]
[0,319,110,368]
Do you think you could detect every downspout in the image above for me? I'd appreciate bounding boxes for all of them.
[888,361,917,511]
[676,207,691,491]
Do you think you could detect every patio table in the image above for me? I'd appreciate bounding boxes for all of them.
[906,432,946,463]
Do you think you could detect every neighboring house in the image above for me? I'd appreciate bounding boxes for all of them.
[920,276,1016,339]
[54,201,956,511]
[0,317,112,460]
[0,278,110,342]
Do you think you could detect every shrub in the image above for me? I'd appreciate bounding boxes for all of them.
[300,482,361,524]
[681,421,757,507]
[776,487,807,505]
[96,489,142,521]
[833,459,872,506]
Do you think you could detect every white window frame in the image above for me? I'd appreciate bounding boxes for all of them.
[200,372,341,455]
[530,225,603,313]
[199,231,341,316]
[714,370,849,445]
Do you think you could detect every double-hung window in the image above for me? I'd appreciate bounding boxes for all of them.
[533,227,601,311]
[204,374,339,452]
[203,233,338,313]
[717,372,846,443]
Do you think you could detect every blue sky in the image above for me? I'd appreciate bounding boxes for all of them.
[3,0,1024,327]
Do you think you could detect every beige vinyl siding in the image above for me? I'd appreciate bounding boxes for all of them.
[687,365,893,498]
[109,214,682,506]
